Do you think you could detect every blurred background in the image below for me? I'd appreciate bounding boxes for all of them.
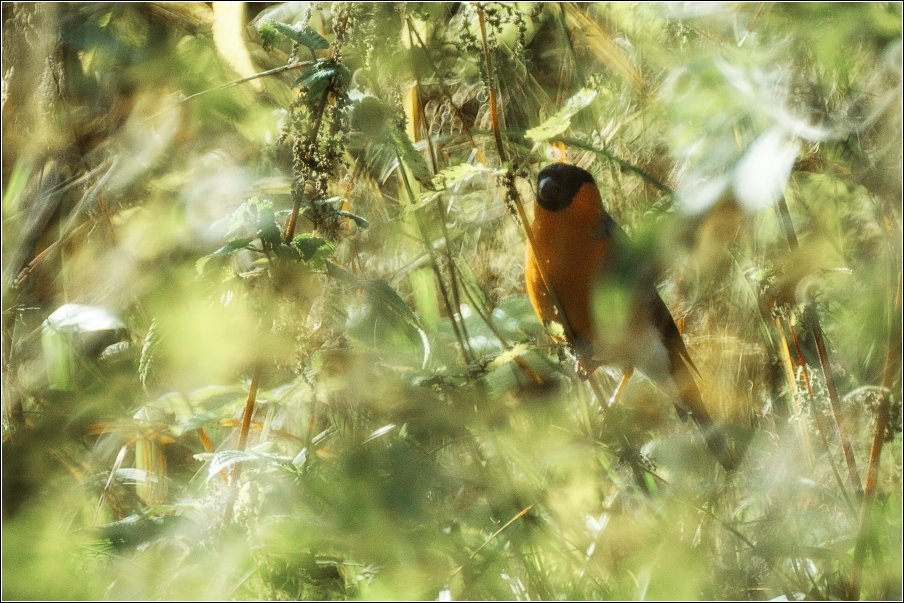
[2,2,901,599]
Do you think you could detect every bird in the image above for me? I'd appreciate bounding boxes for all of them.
[524,162,737,470]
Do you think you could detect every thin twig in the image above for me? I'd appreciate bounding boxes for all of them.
[476,7,507,164]
[404,15,542,382]
[787,318,854,510]
[284,88,331,244]
[236,366,262,454]
[397,154,474,362]
[285,13,349,243]
[224,364,263,524]
[777,193,862,498]
[448,504,535,579]
[179,60,314,105]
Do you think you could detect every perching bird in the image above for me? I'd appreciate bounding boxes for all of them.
[524,162,737,470]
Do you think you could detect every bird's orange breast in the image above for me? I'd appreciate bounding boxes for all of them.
[525,182,610,344]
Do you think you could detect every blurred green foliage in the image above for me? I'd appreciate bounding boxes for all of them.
[2,2,901,600]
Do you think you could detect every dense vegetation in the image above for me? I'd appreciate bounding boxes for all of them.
[2,3,901,600]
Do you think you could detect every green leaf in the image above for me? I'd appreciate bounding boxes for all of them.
[195,237,254,274]
[526,88,598,142]
[431,163,495,190]
[259,20,328,51]
[350,96,395,141]
[2,159,31,213]
[293,61,351,89]
[144,385,247,435]
[487,342,531,371]
[337,210,370,229]
[195,450,291,478]
[290,233,335,268]
[409,268,439,329]
[391,128,434,189]
[329,264,430,368]
[256,206,282,249]
[354,280,431,368]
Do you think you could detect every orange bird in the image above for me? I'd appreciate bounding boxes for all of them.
[525,163,737,470]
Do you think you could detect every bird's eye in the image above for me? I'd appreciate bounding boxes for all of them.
[536,163,593,211]
[538,176,558,204]
[537,176,571,211]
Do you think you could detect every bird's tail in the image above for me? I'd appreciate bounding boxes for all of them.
[688,407,738,471]
[671,355,739,471]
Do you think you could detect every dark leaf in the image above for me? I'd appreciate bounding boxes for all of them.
[258,20,329,51]
[293,61,351,89]
[195,237,254,274]
[290,233,335,268]
[337,210,370,229]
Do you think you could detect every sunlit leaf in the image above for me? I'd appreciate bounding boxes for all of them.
[196,450,292,478]
[391,128,433,188]
[486,342,531,371]
[526,88,599,142]
[138,318,160,390]
[293,60,351,89]
[336,210,370,229]
[364,423,397,443]
[258,19,329,51]
[431,163,495,189]
[1,159,31,213]
[195,237,254,274]
[409,268,439,329]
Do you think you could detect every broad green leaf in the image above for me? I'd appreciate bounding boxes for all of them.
[391,128,433,189]
[351,96,395,141]
[526,88,598,142]
[195,237,254,274]
[291,233,335,268]
[330,264,430,368]
[257,206,282,248]
[431,163,495,190]
[337,210,370,229]
[259,19,329,51]
[293,60,351,89]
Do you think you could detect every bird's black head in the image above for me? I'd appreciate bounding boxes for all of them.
[537,163,594,211]
[536,163,596,212]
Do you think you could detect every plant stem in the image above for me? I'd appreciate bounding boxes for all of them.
[397,155,474,362]
[236,365,262,454]
[178,60,314,105]
[284,89,330,244]
[777,192,862,498]
[224,364,262,524]
[476,6,507,164]
[788,318,853,509]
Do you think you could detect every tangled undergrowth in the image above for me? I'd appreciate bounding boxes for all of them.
[2,3,901,600]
